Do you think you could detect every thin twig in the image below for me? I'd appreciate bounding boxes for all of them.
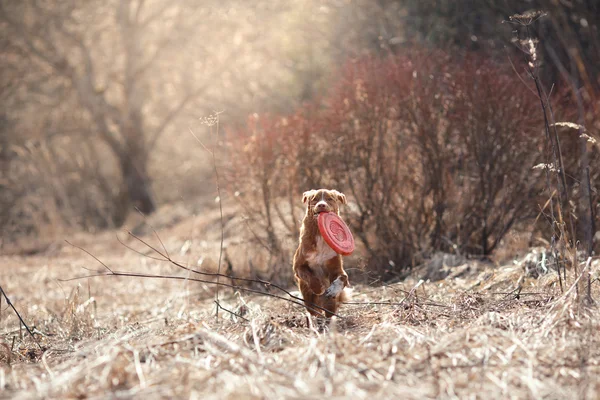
[343,301,450,308]
[215,300,249,322]
[59,271,331,317]
[123,230,334,316]
[65,240,114,274]
[115,233,166,261]
[0,285,43,351]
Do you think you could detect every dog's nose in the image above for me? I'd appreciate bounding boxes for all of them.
[315,201,328,212]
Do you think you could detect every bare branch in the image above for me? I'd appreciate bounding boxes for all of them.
[61,270,334,318]
[65,240,114,274]
[68,230,339,318]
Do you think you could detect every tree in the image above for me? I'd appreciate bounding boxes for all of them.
[0,0,288,220]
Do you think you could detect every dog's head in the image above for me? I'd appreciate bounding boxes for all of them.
[302,189,347,217]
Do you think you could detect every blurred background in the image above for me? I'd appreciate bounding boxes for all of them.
[1,1,598,281]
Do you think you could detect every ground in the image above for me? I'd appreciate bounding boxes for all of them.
[1,205,599,400]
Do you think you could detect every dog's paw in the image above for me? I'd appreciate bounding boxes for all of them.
[324,277,344,298]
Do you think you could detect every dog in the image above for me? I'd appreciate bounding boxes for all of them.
[293,188,351,318]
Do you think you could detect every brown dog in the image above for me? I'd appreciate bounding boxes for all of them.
[293,189,351,318]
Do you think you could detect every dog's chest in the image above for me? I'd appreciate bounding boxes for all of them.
[305,234,337,267]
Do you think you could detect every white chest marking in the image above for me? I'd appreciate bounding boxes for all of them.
[306,235,337,268]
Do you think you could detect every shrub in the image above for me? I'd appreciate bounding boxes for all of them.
[227,48,556,278]
[447,55,546,255]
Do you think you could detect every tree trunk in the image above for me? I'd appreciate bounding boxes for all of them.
[116,111,156,218]
[118,151,156,216]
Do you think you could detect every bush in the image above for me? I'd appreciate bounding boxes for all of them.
[227,48,555,278]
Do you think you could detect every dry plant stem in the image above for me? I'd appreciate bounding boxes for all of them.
[343,279,430,306]
[516,22,575,290]
[197,324,295,379]
[0,285,43,351]
[509,48,562,292]
[401,280,424,305]
[189,119,225,321]
[545,44,595,302]
[546,257,592,316]
[538,56,579,294]
[531,192,564,289]
[532,78,568,282]
[583,163,594,302]
[544,91,576,242]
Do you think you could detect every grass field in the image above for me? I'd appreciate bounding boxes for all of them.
[1,205,599,400]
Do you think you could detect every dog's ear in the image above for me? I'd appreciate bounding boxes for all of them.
[333,190,347,204]
[302,190,315,204]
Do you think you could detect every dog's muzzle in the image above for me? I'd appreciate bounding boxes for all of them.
[313,200,330,215]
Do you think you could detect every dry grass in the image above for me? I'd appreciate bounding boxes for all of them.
[1,209,600,400]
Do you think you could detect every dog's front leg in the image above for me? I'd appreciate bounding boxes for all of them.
[295,263,327,295]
